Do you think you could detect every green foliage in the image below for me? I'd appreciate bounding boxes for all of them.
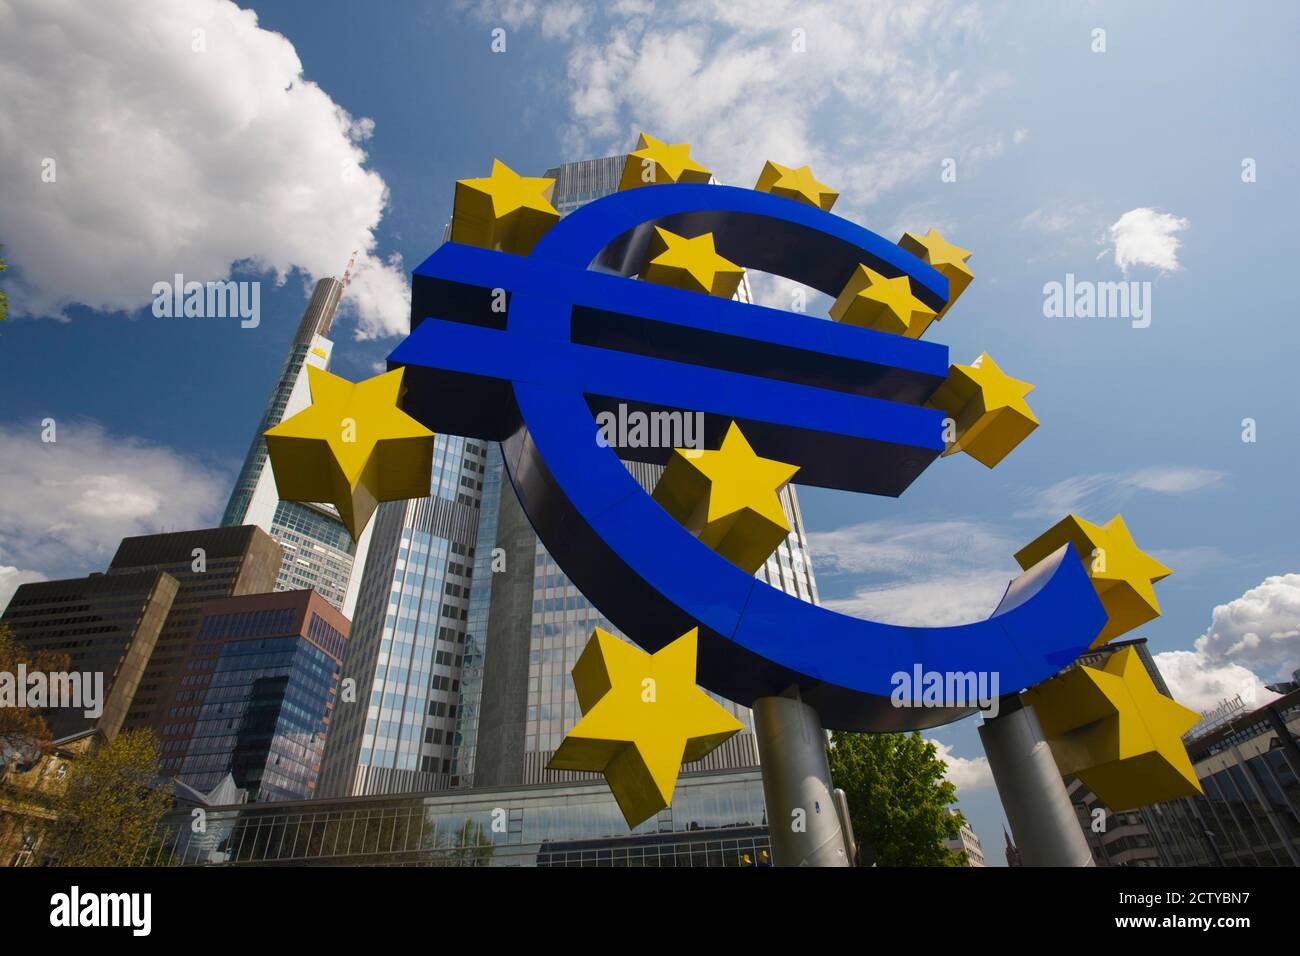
[49,729,174,866]
[827,730,968,867]
[0,623,69,760]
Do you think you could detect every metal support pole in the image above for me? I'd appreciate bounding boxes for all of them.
[979,695,1094,867]
[752,686,850,867]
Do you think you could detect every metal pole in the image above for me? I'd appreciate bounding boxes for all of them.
[752,686,850,867]
[979,695,1094,867]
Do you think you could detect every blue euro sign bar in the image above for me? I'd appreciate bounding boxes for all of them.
[390,182,1106,730]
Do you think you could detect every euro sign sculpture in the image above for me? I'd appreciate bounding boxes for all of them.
[385,178,1109,731]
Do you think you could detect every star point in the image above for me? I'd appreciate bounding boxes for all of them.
[652,421,799,572]
[1016,514,1172,646]
[264,366,435,540]
[618,133,712,191]
[547,627,743,827]
[754,161,838,211]
[1024,646,1201,809]
[450,159,558,254]
[641,226,744,298]
[898,228,972,318]
[830,264,937,338]
[926,352,1038,467]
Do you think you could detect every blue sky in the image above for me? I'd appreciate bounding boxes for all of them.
[2,0,1298,862]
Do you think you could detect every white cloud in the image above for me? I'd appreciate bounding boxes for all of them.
[812,519,1020,626]
[1019,466,1224,519]
[0,0,409,338]
[930,738,993,791]
[0,566,47,615]
[1153,650,1278,714]
[825,571,1015,627]
[1149,574,1300,714]
[1192,574,1300,677]
[0,421,229,580]
[466,0,1003,215]
[1020,204,1090,234]
[744,271,827,314]
[1108,207,1190,274]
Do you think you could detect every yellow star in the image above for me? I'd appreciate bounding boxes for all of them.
[830,264,938,338]
[449,159,559,254]
[547,627,743,828]
[641,226,744,298]
[926,352,1038,468]
[898,228,973,318]
[652,421,799,573]
[754,160,838,211]
[1015,514,1173,647]
[1023,646,1202,810]
[618,132,712,190]
[264,367,435,540]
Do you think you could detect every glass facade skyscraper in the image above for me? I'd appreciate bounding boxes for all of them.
[318,154,821,809]
[316,435,489,797]
[221,276,370,615]
[109,525,284,771]
[175,589,350,802]
[460,156,821,789]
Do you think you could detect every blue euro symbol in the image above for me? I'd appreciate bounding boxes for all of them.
[390,183,1105,730]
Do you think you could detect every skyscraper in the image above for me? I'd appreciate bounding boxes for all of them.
[462,156,820,789]
[173,589,349,802]
[315,436,488,797]
[1,570,179,740]
[221,275,372,615]
[108,525,283,771]
[319,154,821,799]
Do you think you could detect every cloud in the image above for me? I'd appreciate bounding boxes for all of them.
[1147,546,1228,577]
[812,518,1021,626]
[0,0,409,338]
[1108,208,1190,274]
[0,421,229,581]
[1150,574,1300,715]
[1019,466,1224,519]
[929,738,993,791]
[1153,650,1278,714]
[1020,204,1090,234]
[825,571,1019,628]
[464,0,1007,215]
[1191,574,1300,678]
[744,271,826,315]
[0,566,47,615]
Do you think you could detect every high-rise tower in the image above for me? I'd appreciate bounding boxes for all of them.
[318,155,820,799]
[461,156,820,787]
[315,436,489,797]
[221,275,371,615]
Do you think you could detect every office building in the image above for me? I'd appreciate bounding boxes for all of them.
[943,808,986,866]
[464,155,821,789]
[315,436,488,796]
[1,571,179,740]
[138,767,770,867]
[107,526,283,770]
[1055,639,1300,867]
[172,589,349,802]
[221,275,372,615]
[319,154,821,800]
[1141,678,1300,866]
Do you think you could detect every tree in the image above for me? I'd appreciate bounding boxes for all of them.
[0,244,8,321]
[827,730,968,866]
[0,623,69,766]
[48,729,174,866]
